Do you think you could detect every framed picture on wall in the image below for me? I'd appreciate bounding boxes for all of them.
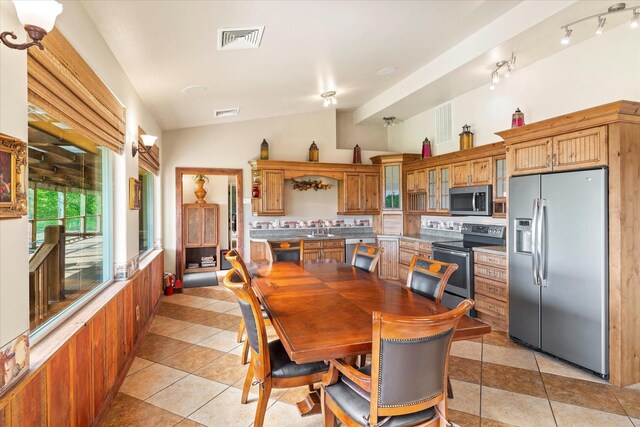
[0,133,27,219]
[129,177,141,210]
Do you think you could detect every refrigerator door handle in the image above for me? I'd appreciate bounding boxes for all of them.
[531,198,540,286]
[539,199,547,287]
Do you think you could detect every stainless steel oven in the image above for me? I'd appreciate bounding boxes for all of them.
[450,185,493,216]
[431,246,474,314]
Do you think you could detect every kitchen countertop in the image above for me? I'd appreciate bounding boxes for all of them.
[249,227,375,242]
[473,245,507,255]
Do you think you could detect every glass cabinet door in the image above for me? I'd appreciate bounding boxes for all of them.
[439,166,450,210]
[384,164,400,209]
[495,158,506,198]
[428,169,437,210]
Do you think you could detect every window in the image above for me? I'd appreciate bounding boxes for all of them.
[27,122,112,335]
[138,167,154,254]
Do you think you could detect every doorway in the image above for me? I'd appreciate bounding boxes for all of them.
[175,167,244,280]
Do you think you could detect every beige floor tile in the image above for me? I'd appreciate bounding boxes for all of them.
[127,357,154,376]
[149,316,196,336]
[551,401,635,427]
[534,352,607,384]
[481,386,555,427]
[166,293,216,308]
[202,300,238,313]
[277,386,314,406]
[100,393,183,427]
[482,343,537,371]
[262,400,323,426]
[230,376,288,402]
[120,363,187,400]
[450,340,483,361]
[160,345,226,373]
[174,419,206,427]
[229,343,245,356]
[199,330,245,352]
[227,307,242,317]
[136,333,193,362]
[188,386,276,426]
[194,353,248,385]
[146,374,228,417]
[448,379,481,416]
[632,417,640,426]
[170,324,224,344]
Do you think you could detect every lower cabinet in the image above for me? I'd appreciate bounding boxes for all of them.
[303,240,345,262]
[398,239,432,283]
[376,237,399,280]
[473,251,508,332]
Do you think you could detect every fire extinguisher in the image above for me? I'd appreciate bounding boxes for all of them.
[174,279,183,294]
[165,274,174,296]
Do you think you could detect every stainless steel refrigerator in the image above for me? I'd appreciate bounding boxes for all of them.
[509,168,608,377]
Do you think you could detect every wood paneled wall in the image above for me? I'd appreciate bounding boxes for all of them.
[0,251,164,426]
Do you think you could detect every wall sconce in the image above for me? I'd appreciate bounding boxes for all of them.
[1,0,63,51]
[132,134,158,157]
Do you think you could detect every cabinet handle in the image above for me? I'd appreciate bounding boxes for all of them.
[545,155,550,168]
[552,154,557,167]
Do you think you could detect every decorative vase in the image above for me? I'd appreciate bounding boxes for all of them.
[353,144,361,163]
[309,141,319,162]
[194,179,207,204]
[459,124,474,150]
[260,138,269,160]
[422,137,431,158]
[511,108,525,128]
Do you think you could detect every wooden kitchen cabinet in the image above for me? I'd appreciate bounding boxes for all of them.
[451,158,492,187]
[338,173,380,214]
[182,203,220,276]
[493,155,507,217]
[425,165,450,213]
[507,137,552,176]
[473,250,508,332]
[302,239,345,262]
[406,170,416,193]
[251,169,285,216]
[551,126,607,171]
[415,169,428,193]
[376,237,399,280]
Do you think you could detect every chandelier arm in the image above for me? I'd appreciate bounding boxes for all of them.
[561,5,639,29]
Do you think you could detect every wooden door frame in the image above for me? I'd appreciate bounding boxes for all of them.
[175,167,244,279]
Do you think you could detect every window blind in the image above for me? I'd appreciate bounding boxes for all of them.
[138,128,160,175]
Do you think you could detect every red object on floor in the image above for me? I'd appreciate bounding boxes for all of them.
[174,279,183,294]
[164,285,174,296]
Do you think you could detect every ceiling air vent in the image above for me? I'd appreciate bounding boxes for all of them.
[435,102,452,145]
[214,108,240,118]
[217,27,264,50]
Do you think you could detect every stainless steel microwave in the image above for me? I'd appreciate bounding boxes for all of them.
[449,185,493,216]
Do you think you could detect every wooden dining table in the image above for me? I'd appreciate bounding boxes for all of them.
[251,260,492,364]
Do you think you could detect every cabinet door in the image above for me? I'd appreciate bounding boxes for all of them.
[427,168,438,211]
[406,171,416,193]
[470,158,492,185]
[438,166,450,212]
[262,170,285,214]
[362,174,380,212]
[184,206,202,247]
[451,161,470,187]
[344,173,362,211]
[552,126,607,171]
[303,249,321,261]
[416,169,428,192]
[383,164,401,209]
[202,205,218,245]
[508,138,552,176]
[323,248,345,262]
[493,156,507,199]
[377,237,399,280]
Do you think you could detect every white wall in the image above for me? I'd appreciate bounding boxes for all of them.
[0,0,29,348]
[389,25,640,154]
[162,108,393,273]
[336,111,388,151]
[0,1,161,349]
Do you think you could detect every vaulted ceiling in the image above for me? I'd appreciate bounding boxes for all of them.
[80,0,619,131]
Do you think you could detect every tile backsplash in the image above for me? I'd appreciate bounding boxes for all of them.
[250,217,371,230]
[420,214,506,232]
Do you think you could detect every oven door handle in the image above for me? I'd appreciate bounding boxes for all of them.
[432,248,470,258]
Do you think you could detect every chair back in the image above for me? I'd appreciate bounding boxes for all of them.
[226,249,252,282]
[351,243,384,273]
[368,299,474,423]
[268,240,304,262]
[407,255,458,303]
[223,267,270,380]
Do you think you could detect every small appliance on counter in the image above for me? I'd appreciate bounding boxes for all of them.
[449,185,493,216]
[431,223,506,315]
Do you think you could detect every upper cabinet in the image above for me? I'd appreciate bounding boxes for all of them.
[493,155,507,217]
[338,172,380,214]
[251,169,285,216]
[506,126,608,176]
[451,158,492,187]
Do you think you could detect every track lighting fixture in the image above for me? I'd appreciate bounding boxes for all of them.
[321,91,337,107]
[560,3,638,45]
[488,52,516,91]
[383,117,397,127]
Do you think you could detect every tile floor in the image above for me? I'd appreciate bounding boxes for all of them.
[101,284,640,427]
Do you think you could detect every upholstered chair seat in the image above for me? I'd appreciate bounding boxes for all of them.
[268,340,327,378]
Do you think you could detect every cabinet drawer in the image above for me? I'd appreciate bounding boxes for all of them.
[399,249,417,266]
[474,251,506,268]
[419,250,432,259]
[322,239,345,248]
[419,242,432,252]
[475,294,507,318]
[475,277,508,302]
[304,241,322,249]
[475,264,507,283]
[399,239,419,250]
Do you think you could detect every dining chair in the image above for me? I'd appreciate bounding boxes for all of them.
[268,239,304,262]
[407,255,458,304]
[351,243,384,273]
[321,299,474,427]
[223,267,329,427]
[225,249,271,366]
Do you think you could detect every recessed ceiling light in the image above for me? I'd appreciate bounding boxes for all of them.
[377,66,396,76]
[183,85,208,95]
